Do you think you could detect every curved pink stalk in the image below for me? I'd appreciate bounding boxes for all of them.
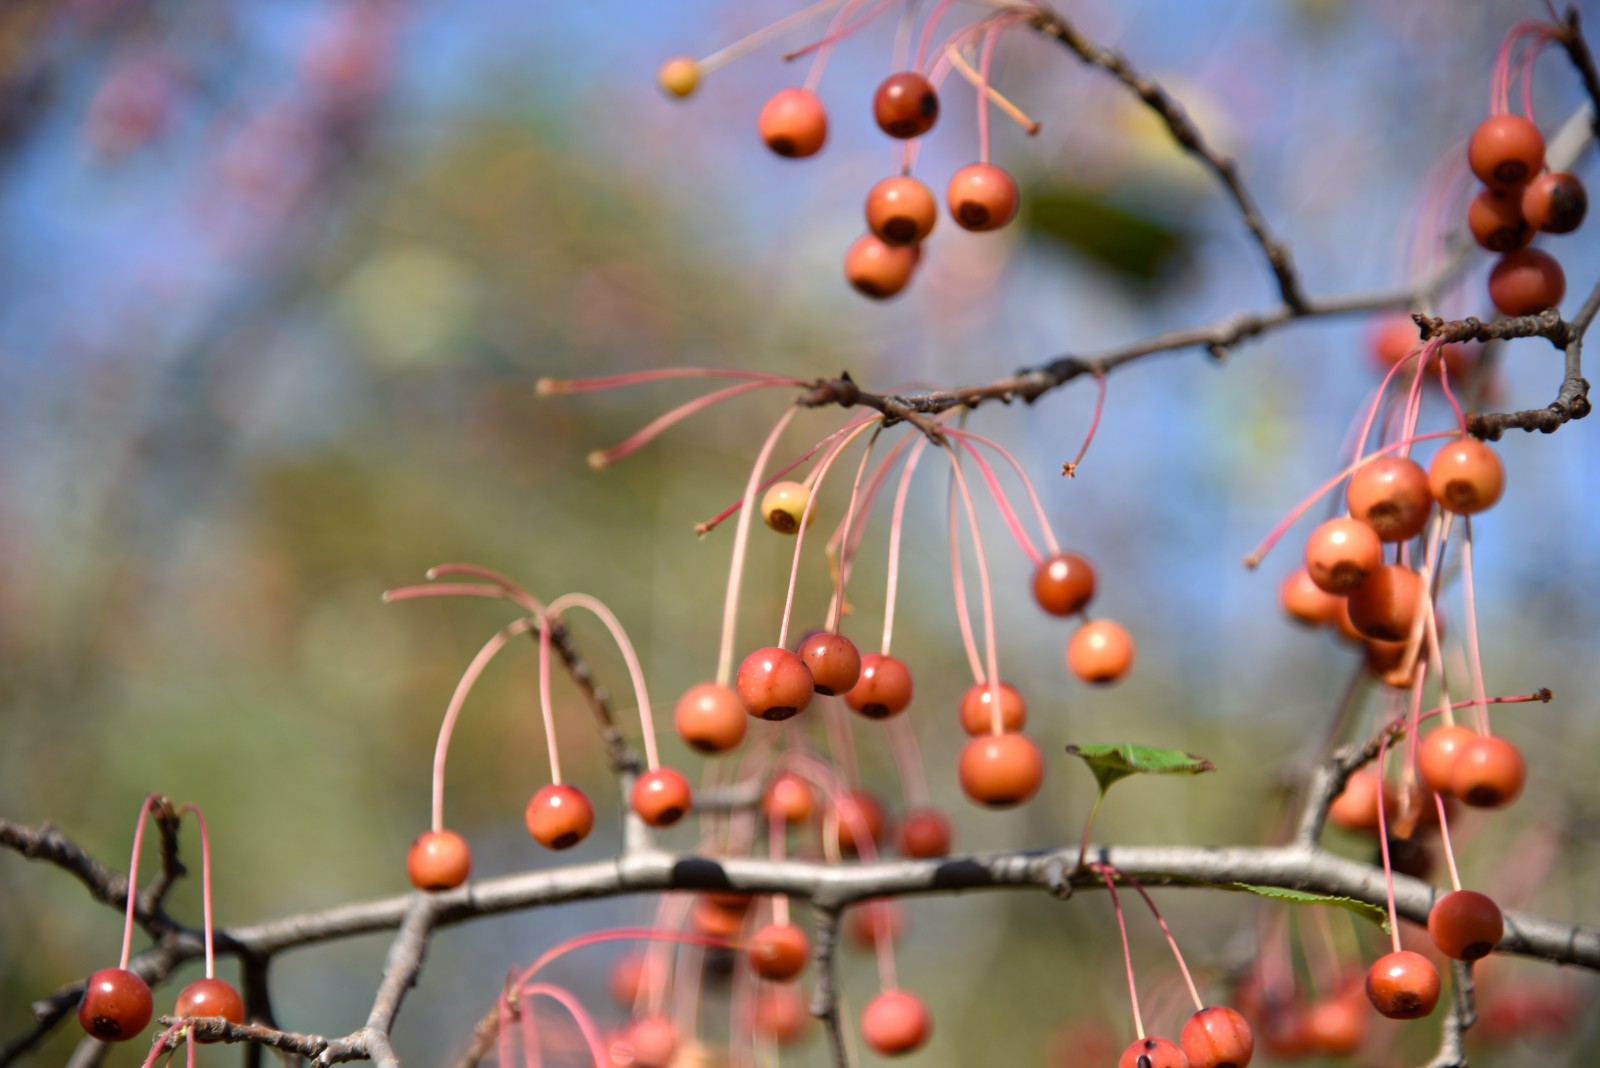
[590,380,788,468]
[947,447,1002,696]
[718,407,800,685]
[432,618,537,830]
[778,421,877,647]
[174,804,218,978]
[545,592,661,771]
[947,427,1059,555]
[537,620,563,785]
[976,19,1001,164]
[823,425,882,633]
[1374,736,1403,954]
[886,715,930,808]
[913,0,964,71]
[120,794,164,970]
[881,436,933,655]
[945,431,1041,563]
[537,368,806,395]
[1435,792,1463,894]
[1117,871,1204,1013]
[696,0,849,74]
[1095,865,1146,1040]
[512,927,730,996]
[521,984,609,1067]
[946,463,984,682]
[697,417,873,536]
[1460,517,1492,735]
[1064,371,1108,477]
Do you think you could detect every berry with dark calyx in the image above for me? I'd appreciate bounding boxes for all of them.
[958,680,1026,735]
[624,1014,678,1068]
[1033,551,1096,616]
[1467,188,1532,252]
[78,968,153,1041]
[1365,950,1440,1019]
[758,88,827,158]
[631,767,692,827]
[1346,457,1431,542]
[737,646,815,720]
[1418,724,1477,794]
[873,71,939,139]
[1428,889,1504,961]
[762,480,813,533]
[674,682,746,754]
[831,789,886,854]
[406,828,472,891]
[861,989,931,1055]
[845,232,919,299]
[763,771,815,824]
[1179,1005,1253,1068]
[1450,734,1526,808]
[1118,1035,1191,1068]
[843,653,913,718]
[1280,567,1343,628]
[1066,618,1134,684]
[866,175,938,245]
[896,806,952,858]
[958,732,1044,807]
[1468,113,1545,188]
[525,784,595,849]
[174,978,245,1041]
[1345,564,1425,643]
[657,57,700,99]
[1488,247,1565,315]
[1304,517,1382,594]
[797,630,862,695]
[1428,438,1504,515]
[947,162,1019,231]
[748,921,810,981]
[1521,171,1587,233]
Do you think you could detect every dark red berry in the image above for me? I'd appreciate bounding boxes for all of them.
[1033,552,1096,615]
[1467,187,1532,252]
[1428,889,1504,961]
[406,828,471,891]
[78,967,153,1041]
[1488,247,1565,315]
[831,789,887,854]
[843,653,913,718]
[1365,950,1440,1019]
[631,767,692,827]
[736,647,815,720]
[797,631,862,696]
[748,922,809,981]
[1179,1005,1253,1068]
[525,784,595,849]
[1468,114,1545,188]
[860,989,930,1055]
[896,806,952,858]
[174,978,245,1041]
[873,71,939,139]
[1521,171,1587,233]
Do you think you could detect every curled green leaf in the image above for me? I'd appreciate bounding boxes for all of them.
[1225,883,1390,932]
[1065,743,1216,794]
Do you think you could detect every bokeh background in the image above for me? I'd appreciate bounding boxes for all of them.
[2,0,1598,1064]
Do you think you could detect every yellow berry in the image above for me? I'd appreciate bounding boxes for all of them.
[761,481,813,534]
[658,57,700,99]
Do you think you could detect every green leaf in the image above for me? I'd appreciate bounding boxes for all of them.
[1020,184,1191,285]
[1064,743,1215,794]
[1225,883,1390,931]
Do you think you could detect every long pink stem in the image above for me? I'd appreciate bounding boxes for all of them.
[1460,518,1492,736]
[512,928,730,995]
[947,428,1059,555]
[589,381,790,468]
[882,436,932,655]
[778,422,877,649]
[1064,372,1108,476]
[718,408,800,685]
[948,447,1002,695]
[537,619,563,785]
[1435,793,1463,893]
[1118,870,1204,1013]
[887,715,931,808]
[946,462,984,682]
[697,418,872,537]
[824,425,882,633]
[175,804,217,978]
[537,368,806,395]
[432,618,536,830]
[696,0,849,74]
[976,20,1001,164]
[521,985,610,1066]
[1096,866,1146,1040]
[946,432,1040,563]
[546,593,660,771]
[1374,736,1402,954]
[1354,338,1436,460]
[119,794,164,970]
[913,0,963,71]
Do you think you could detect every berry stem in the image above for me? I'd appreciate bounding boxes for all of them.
[174,803,217,978]
[1373,735,1403,955]
[1460,517,1493,736]
[546,593,661,772]
[946,456,985,683]
[943,38,1040,134]
[589,380,789,469]
[946,431,1041,564]
[1116,868,1205,1013]
[697,417,872,537]
[538,368,807,395]
[1095,865,1146,1040]
[793,0,896,88]
[1076,790,1106,873]
[824,425,883,633]
[718,408,801,686]
[882,435,933,656]
[827,432,918,623]
[695,0,848,75]
[1435,355,1468,435]
[512,928,730,996]
[536,618,564,785]
[1062,370,1107,477]
[887,715,932,808]
[912,0,963,71]
[1435,791,1463,893]
[778,421,877,648]
[948,446,1002,691]
[432,618,536,829]
[947,427,1060,555]
[520,984,609,1066]
[119,793,164,971]
[1353,339,1438,461]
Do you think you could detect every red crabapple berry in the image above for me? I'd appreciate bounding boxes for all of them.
[1345,457,1432,542]
[1450,734,1526,808]
[1427,438,1504,515]
[763,771,815,824]
[1345,564,1425,643]
[896,806,953,858]
[866,175,938,245]
[692,895,749,939]
[758,87,827,158]
[1365,950,1441,1020]
[610,952,665,1009]
[673,681,746,754]
[873,71,939,139]
[843,653,913,718]
[631,767,692,827]
[861,989,931,1056]
[748,921,810,981]
[525,784,595,849]
[1468,114,1545,188]
[1302,993,1366,1056]
[1303,517,1382,594]
[174,978,245,1040]
[831,789,887,854]
[958,680,1026,735]
[761,480,813,533]
[958,732,1044,807]
[1118,1035,1191,1068]
[1521,171,1587,233]
[1467,188,1532,252]
[1428,889,1504,961]
[1418,724,1477,794]
[845,232,919,299]
[406,829,471,891]
[77,968,153,1041]
[846,898,904,947]
[656,57,700,99]
[1488,247,1566,315]
[751,985,812,1044]
[1328,769,1390,834]
[797,630,862,695]
[624,1014,678,1068]
[1033,551,1096,616]
[947,162,1019,231]
[1066,619,1134,684]
[1279,567,1343,628]
[736,646,815,720]
[1180,1005,1253,1068]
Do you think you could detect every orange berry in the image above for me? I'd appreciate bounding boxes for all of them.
[1280,566,1343,627]
[1066,619,1134,684]
[1428,889,1504,961]
[958,680,1027,735]
[631,767,692,827]
[1468,114,1545,188]
[1488,247,1565,315]
[1346,457,1432,542]
[1033,551,1096,616]
[1521,171,1587,233]
[1427,438,1504,515]
[1366,950,1440,1019]
[406,829,471,891]
[1417,724,1477,794]
[958,732,1044,808]
[1179,1005,1254,1068]
[797,630,862,696]
[674,682,746,754]
[947,162,1018,231]
[736,646,815,721]
[1450,734,1526,808]
[866,175,938,245]
[1345,564,1425,643]
[896,806,953,858]
[173,978,245,1040]
[525,784,595,850]
[1117,1036,1189,1068]
[750,985,811,1044]
[758,87,827,158]
[1328,768,1390,834]
[763,771,815,824]
[831,789,886,854]
[843,653,913,718]
[874,71,939,139]
[656,57,700,99]
[845,232,919,299]
[1467,187,1532,252]
[1303,517,1382,594]
[748,922,810,981]
[861,990,931,1056]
